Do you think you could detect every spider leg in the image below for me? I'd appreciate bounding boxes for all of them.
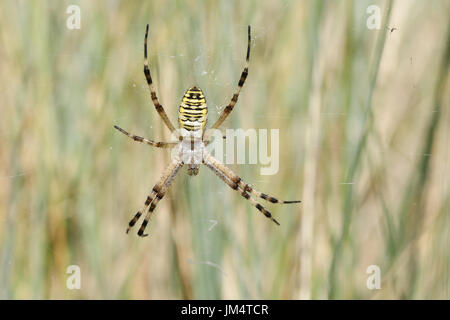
[143,24,177,134]
[137,160,184,237]
[203,151,301,204]
[204,26,251,141]
[203,156,280,226]
[114,125,177,148]
[126,160,183,235]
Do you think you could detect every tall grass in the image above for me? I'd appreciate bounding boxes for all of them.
[0,0,449,299]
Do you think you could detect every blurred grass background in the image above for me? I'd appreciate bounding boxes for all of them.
[0,0,449,299]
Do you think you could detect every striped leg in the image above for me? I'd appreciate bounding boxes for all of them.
[206,25,251,136]
[126,160,183,235]
[137,160,184,237]
[114,125,177,148]
[203,151,301,205]
[203,157,280,226]
[143,24,177,133]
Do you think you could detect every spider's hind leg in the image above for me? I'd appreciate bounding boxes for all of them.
[136,160,184,237]
[240,184,301,204]
[203,151,301,205]
[126,160,183,236]
[203,157,280,225]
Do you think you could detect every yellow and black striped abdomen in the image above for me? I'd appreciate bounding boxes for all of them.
[178,86,207,132]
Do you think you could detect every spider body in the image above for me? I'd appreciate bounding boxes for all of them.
[177,86,207,176]
[115,25,301,237]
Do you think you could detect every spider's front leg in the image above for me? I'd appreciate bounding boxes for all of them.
[114,125,178,148]
[203,25,251,142]
[143,24,178,134]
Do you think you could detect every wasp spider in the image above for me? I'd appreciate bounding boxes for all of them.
[115,24,301,237]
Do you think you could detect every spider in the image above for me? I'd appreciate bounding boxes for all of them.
[115,24,301,237]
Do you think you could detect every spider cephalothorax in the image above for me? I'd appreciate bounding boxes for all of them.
[114,24,301,237]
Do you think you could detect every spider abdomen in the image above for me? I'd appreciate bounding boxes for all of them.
[178,86,207,131]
